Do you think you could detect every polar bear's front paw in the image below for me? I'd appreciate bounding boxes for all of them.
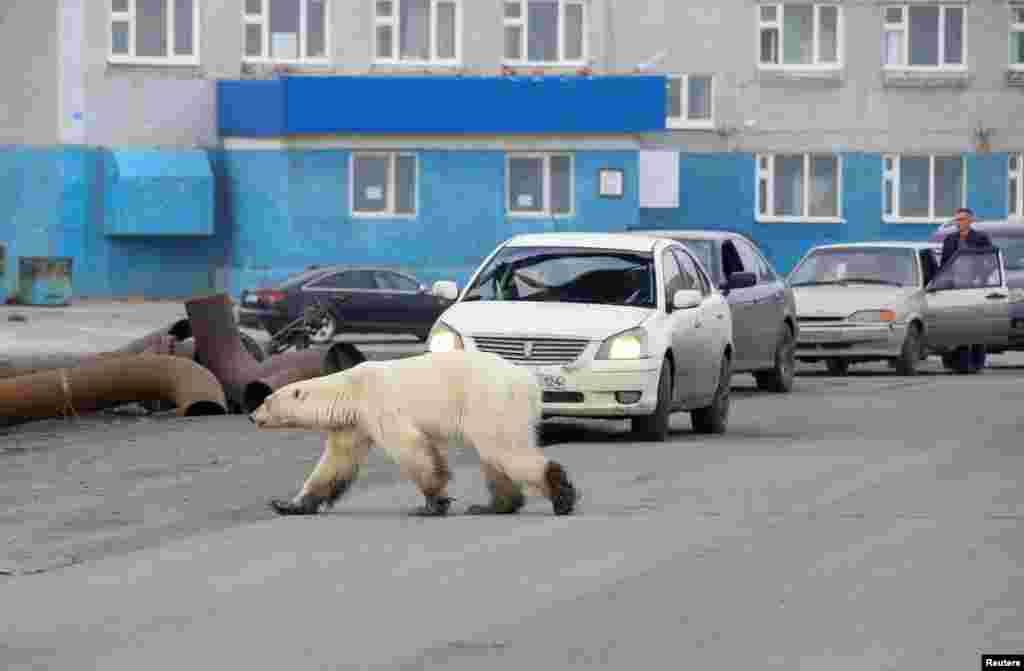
[269,496,322,516]
[410,495,454,517]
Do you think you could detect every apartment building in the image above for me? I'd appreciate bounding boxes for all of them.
[1,1,1022,299]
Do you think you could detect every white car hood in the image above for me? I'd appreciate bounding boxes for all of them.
[792,285,917,319]
[439,300,652,340]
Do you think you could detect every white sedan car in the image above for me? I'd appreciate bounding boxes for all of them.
[426,232,741,440]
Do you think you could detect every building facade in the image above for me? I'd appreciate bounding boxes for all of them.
[2,0,1023,300]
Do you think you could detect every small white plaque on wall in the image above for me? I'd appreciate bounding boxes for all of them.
[599,169,624,198]
[639,150,680,208]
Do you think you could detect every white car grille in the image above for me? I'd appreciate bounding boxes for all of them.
[471,336,589,365]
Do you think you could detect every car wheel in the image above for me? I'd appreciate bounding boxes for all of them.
[826,358,849,376]
[691,354,731,435]
[630,357,672,441]
[310,312,339,344]
[894,323,921,375]
[755,323,795,392]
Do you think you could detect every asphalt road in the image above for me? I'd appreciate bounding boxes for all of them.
[1,301,1023,669]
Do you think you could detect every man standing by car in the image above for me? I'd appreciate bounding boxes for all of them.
[940,207,992,267]
[939,207,993,372]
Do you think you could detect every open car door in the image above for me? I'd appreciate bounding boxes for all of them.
[923,247,1011,349]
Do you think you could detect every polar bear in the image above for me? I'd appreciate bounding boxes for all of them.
[249,350,578,517]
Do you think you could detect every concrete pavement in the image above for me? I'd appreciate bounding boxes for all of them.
[2,347,1022,669]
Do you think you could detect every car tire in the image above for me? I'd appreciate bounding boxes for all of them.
[630,357,672,441]
[894,323,921,376]
[755,323,795,392]
[310,312,339,344]
[691,354,731,435]
[826,358,849,376]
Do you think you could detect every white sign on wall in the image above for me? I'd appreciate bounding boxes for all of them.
[639,150,680,208]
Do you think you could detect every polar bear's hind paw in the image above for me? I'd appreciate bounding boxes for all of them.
[269,496,323,516]
[546,461,578,516]
[410,495,454,517]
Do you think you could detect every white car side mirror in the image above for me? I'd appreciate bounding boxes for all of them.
[432,280,459,301]
[672,289,702,310]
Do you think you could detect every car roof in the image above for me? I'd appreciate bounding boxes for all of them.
[626,229,743,243]
[808,241,941,251]
[504,232,665,253]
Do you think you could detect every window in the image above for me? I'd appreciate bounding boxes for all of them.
[350,153,418,217]
[756,154,842,222]
[110,0,200,64]
[506,154,574,216]
[1013,4,1024,68]
[1010,154,1023,217]
[666,75,714,129]
[672,248,708,295]
[309,270,377,289]
[504,0,587,65]
[375,0,459,64]
[931,250,1002,290]
[883,4,965,69]
[758,3,841,68]
[243,0,328,62]
[883,154,965,222]
[374,270,420,292]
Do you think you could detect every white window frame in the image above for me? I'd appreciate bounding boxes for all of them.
[505,153,575,218]
[1010,154,1023,217]
[757,3,843,70]
[755,153,844,224]
[666,74,715,130]
[349,152,419,218]
[503,0,589,67]
[373,0,462,66]
[243,0,331,65]
[1011,3,1024,69]
[882,4,968,71]
[109,0,201,65]
[882,154,967,224]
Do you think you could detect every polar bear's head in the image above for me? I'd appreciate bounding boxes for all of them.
[249,372,364,430]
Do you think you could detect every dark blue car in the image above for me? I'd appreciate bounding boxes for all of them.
[238,265,454,343]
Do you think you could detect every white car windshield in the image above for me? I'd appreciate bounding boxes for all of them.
[789,248,918,287]
[461,246,657,308]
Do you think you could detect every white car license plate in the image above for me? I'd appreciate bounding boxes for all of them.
[802,330,841,343]
[535,371,569,390]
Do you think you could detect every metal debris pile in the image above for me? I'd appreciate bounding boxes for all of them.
[0,293,365,428]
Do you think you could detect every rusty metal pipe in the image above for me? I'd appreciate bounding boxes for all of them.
[0,319,192,380]
[0,353,228,422]
[242,342,365,413]
[186,293,364,413]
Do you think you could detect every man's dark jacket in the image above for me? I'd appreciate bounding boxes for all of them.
[939,227,993,268]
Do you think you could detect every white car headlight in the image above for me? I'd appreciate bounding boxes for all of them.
[596,327,649,360]
[427,322,464,352]
[848,309,897,323]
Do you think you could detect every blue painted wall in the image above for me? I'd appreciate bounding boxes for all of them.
[635,151,1012,275]
[218,149,639,294]
[218,75,667,137]
[0,147,229,300]
[0,146,1014,300]
[107,149,214,237]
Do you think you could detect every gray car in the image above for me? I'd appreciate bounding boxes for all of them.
[928,217,1024,356]
[789,241,1015,375]
[629,229,798,392]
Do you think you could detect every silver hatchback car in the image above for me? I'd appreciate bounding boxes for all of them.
[790,241,1016,375]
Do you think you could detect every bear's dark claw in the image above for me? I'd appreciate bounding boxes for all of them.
[410,495,454,517]
[545,461,578,516]
[269,497,322,516]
